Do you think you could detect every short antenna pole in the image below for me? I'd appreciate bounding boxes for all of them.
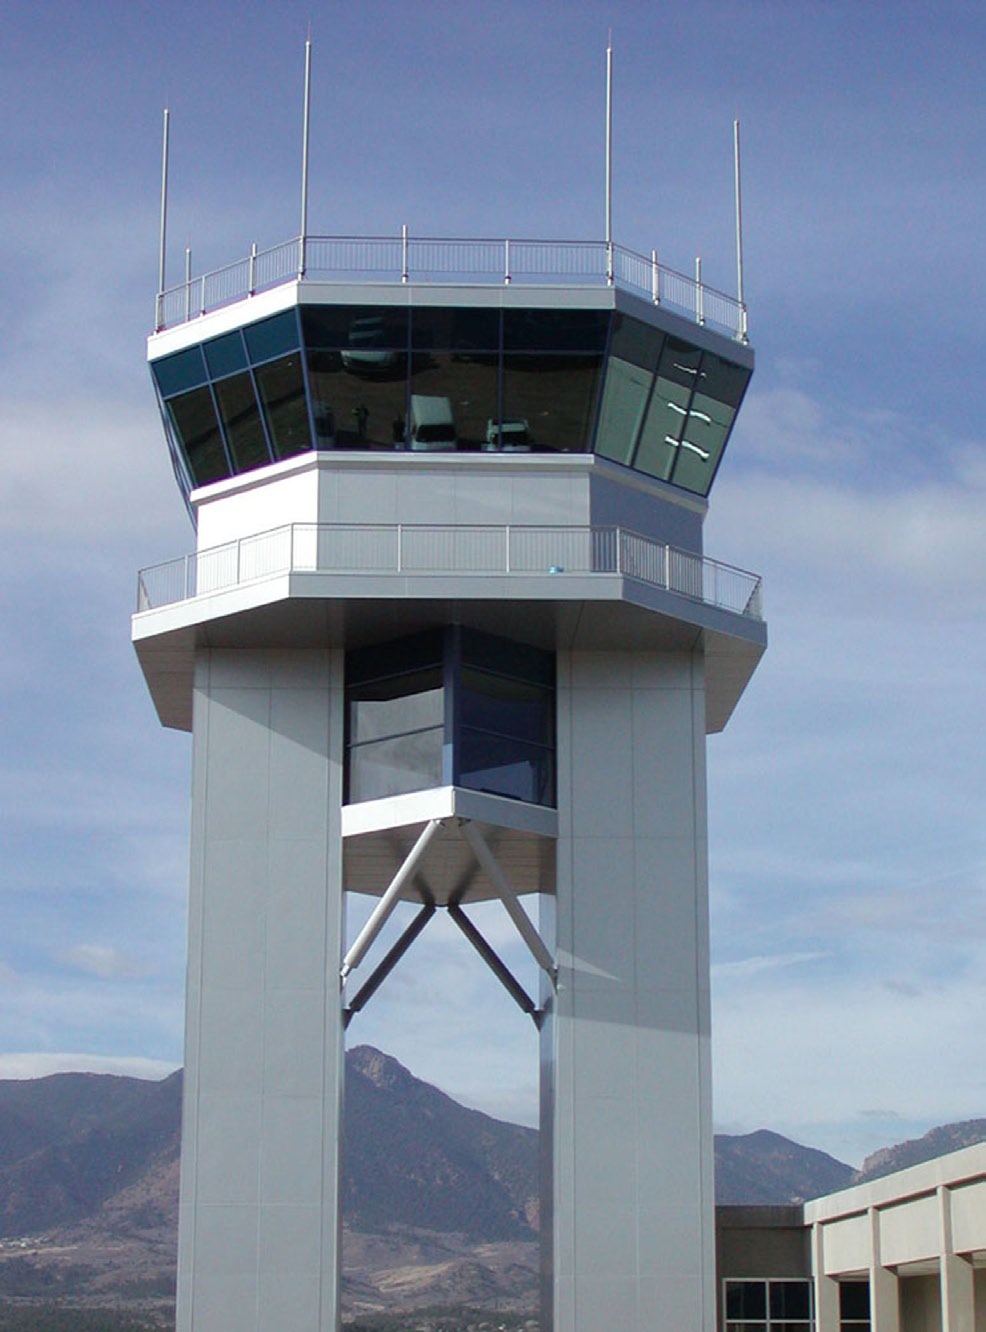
[605,32,614,281]
[299,32,312,277]
[734,118,748,341]
[157,107,170,327]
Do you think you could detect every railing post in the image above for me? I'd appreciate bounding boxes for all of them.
[397,524,403,573]
[616,528,622,575]
[504,238,511,285]
[184,246,192,323]
[695,256,705,325]
[249,242,257,295]
[155,292,164,332]
[651,249,660,304]
[664,543,671,591]
[402,224,409,283]
[606,239,614,286]
[297,233,306,280]
[184,553,191,600]
[505,524,511,573]
[199,274,207,318]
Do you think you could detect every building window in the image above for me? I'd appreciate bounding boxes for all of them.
[724,1278,813,1332]
[840,1280,870,1331]
[346,627,555,807]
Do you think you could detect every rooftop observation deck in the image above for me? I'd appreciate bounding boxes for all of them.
[155,231,749,343]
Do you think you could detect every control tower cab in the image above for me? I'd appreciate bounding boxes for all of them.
[134,234,765,1332]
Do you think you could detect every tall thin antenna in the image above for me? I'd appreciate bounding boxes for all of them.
[299,32,312,277]
[734,118,747,340]
[158,107,170,300]
[605,33,613,253]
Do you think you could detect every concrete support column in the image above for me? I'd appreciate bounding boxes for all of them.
[177,648,346,1332]
[812,1223,840,1332]
[869,1206,900,1332]
[939,1184,976,1332]
[544,648,715,1332]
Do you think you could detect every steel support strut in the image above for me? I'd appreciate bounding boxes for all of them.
[448,903,542,1026]
[459,820,557,985]
[340,818,443,981]
[343,904,435,1028]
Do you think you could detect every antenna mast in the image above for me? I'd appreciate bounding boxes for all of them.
[734,118,747,341]
[157,107,170,321]
[605,34,613,259]
[299,33,312,277]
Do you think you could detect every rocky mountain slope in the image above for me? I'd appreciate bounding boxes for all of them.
[0,1047,980,1315]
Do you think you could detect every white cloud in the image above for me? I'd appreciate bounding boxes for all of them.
[0,1052,178,1081]
[60,944,146,980]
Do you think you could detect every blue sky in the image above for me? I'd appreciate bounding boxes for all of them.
[2,0,986,1167]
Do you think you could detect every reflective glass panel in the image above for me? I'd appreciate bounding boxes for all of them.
[633,338,702,481]
[348,671,444,744]
[595,355,655,466]
[460,669,553,746]
[203,330,247,379]
[348,728,444,803]
[458,729,554,805]
[347,630,444,685]
[167,388,229,486]
[503,308,609,353]
[213,371,271,471]
[309,349,408,449]
[302,304,408,351]
[460,628,554,686]
[243,310,300,364]
[411,306,499,352]
[152,345,208,398]
[503,354,602,453]
[254,355,311,459]
[408,353,496,451]
[609,313,664,371]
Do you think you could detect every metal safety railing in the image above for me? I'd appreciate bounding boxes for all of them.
[154,233,749,343]
[136,523,763,622]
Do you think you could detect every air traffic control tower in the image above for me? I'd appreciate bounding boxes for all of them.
[134,228,765,1332]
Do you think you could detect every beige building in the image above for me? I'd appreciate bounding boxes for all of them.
[717,1142,986,1331]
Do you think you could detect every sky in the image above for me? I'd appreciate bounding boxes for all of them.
[2,0,985,1169]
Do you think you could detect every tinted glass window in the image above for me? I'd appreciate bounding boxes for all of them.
[595,355,655,466]
[726,1283,767,1319]
[244,310,300,364]
[840,1283,870,1321]
[411,306,499,351]
[167,388,229,487]
[503,308,610,353]
[770,1284,810,1319]
[458,729,554,805]
[460,669,553,746]
[213,372,271,471]
[503,353,602,452]
[254,355,311,459]
[302,304,407,350]
[348,729,444,803]
[349,673,444,744]
[152,345,208,398]
[203,330,248,379]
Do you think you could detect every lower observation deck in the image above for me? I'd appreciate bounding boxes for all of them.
[133,519,765,734]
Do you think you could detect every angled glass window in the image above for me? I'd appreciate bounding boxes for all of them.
[152,345,208,398]
[213,371,271,472]
[503,353,602,453]
[411,306,499,352]
[634,338,702,483]
[203,330,248,379]
[503,308,610,353]
[254,355,310,459]
[166,387,229,487]
[243,310,300,365]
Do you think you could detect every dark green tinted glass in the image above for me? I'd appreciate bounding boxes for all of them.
[459,627,554,685]
[302,304,407,350]
[595,355,655,466]
[213,372,271,471]
[152,345,208,398]
[244,310,300,364]
[203,330,248,379]
[609,313,664,371]
[254,355,311,459]
[167,388,229,486]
